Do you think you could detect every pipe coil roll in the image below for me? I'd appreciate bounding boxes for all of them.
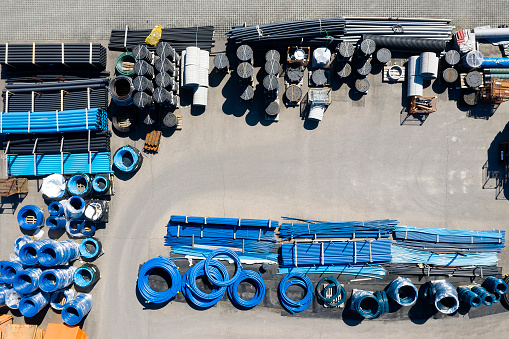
[279,272,313,314]
[0,285,9,306]
[483,276,509,295]
[14,236,32,255]
[19,291,50,317]
[39,267,76,292]
[457,287,481,307]
[113,145,142,173]
[13,268,43,294]
[115,52,136,76]
[74,264,100,288]
[92,175,110,194]
[181,259,227,308]
[315,276,346,307]
[387,277,418,306]
[79,238,102,260]
[428,280,459,313]
[1,261,23,284]
[227,270,265,308]
[17,205,45,230]
[351,289,382,319]
[67,174,92,197]
[19,239,53,266]
[38,240,79,267]
[138,257,181,303]
[46,215,67,230]
[50,288,75,311]
[363,35,447,52]
[471,286,495,306]
[62,293,92,325]
[48,201,64,216]
[5,289,22,309]
[204,248,242,287]
[66,219,86,238]
[65,196,86,219]
[79,220,96,237]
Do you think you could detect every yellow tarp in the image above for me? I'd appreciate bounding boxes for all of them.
[145,25,162,46]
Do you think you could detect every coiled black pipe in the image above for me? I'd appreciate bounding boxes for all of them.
[362,35,447,52]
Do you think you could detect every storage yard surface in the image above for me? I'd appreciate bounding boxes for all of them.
[1,2,509,339]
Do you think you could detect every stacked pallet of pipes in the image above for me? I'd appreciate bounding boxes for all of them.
[109,42,181,129]
[0,207,102,324]
[278,218,397,278]
[165,215,278,262]
[0,43,111,176]
[181,46,209,107]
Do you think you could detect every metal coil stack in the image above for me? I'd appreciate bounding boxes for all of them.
[134,60,154,79]
[156,41,180,64]
[109,75,135,106]
[133,76,154,93]
[240,85,254,102]
[132,45,152,62]
[213,54,229,72]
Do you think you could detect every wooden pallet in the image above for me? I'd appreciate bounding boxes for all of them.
[175,114,183,130]
[144,130,162,152]
[0,178,28,197]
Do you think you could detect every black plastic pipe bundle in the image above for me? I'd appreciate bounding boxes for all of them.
[108,26,215,52]
[3,131,111,155]
[344,18,452,39]
[3,88,108,112]
[0,43,107,69]
[362,35,447,52]
[4,78,109,93]
[226,17,346,46]
[5,70,110,82]
[385,264,502,277]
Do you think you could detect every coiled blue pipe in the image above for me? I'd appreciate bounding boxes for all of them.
[429,281,459,313]
[14,235,32,255]
[5,289,22,309]
[79,220,96,237]
[387,277,418,306]
[38,240,79,267]
[67,174,92,197]
[39,267,76,292]
[471,286,495,306]
[113,146,141,172]
[62,293,93,325]
[181,260,227,308]
[19,291,50,317]
[457,287,481,307]
[67,219,85,237]
[1,261,23,284]
[375,290,389,315]
[483,276,509,294]
[79,238,101,260]
[65,196,86,218]
[74,266,98,288]
[46,216,67,230]
[19,239,53,266]
[204,248,242,287]
[492,291,501,303]
[351,290,382,319]
[0,284,9,306]
[92,175,110,193]
[138,257,182,303]
[17,205,45,230]
[315,276,346,307]
[50,289,75,311]
[227,270,265,309]
[13,268,43,294]
[278,272,313,314]
[48,201,64,216]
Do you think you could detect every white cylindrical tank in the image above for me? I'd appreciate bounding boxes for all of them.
[420,52,439,79]
[193,86,208,106]
[308,104,325,121]
[407,75,424,97]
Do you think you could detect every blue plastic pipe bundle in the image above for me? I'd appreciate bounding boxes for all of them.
[17,205,45,231]
[0,285,9,306]
[166,215,278,260]
[279,218,398,239]
[227,270,265,308]
[277,265,386,278]
[482,57,509,68]
[426,281,459,314]
[392,225,505,250]
[280,240,392,267]
[13,268,43,294]
[7,152,112,176]
[39,267,76,292]
[137,257,181,303]
[471,286,495,306]
[0,108,107,134]
[1,262,23,284]
[62,293,92,325]
[391,244,499,266]
[18,291,50,317]
[37,240,79,267]
[14,236,32,255]
[457,287,481,307]
[483,276,509,295]
[278,272,313,313]
[386,277,418,306]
